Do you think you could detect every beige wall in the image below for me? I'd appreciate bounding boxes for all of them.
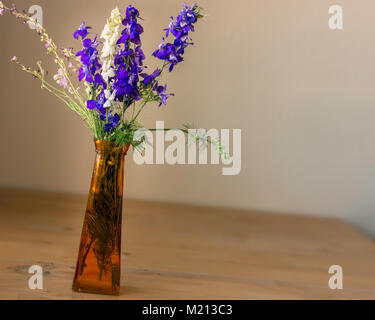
[1,0,375,235]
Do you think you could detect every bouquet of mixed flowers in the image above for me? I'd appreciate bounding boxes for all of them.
[1,1,212,295]
[0,1,204,148]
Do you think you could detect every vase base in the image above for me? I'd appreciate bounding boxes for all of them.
[72,282,120,296]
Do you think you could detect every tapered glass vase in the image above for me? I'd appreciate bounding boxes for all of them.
[72,139,129,295]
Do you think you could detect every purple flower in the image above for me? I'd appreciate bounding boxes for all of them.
[153,3,202,72]
[125,5,139,21]
[140,68,161,85]
[73,22,91,40]
[86,100,98,110]
[156,84,174,107]
[75,33,102,86]
[117,6,144,46]
[94,74,106,89]
[140,69,174,107]
[112,6,145,107]
[100,111,120,132]
[86,91,106,114]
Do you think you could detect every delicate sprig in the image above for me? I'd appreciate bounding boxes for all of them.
[10,57,88,119]
[183,124,229,160]
[0,1,97,131]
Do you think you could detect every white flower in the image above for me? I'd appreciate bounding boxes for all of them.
[100,7,123,90]
[103,90,117,108]
[102,65,115,81]
[100,8,122,62]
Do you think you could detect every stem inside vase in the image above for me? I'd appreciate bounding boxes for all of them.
[72,140,126,296]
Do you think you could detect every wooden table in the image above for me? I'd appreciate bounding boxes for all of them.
[0,188,374,300]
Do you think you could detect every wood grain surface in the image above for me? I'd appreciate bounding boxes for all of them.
[0,188,374,300]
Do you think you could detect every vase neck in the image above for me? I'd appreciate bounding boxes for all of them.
[94,139,129,155]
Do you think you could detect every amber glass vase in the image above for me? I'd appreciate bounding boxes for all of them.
[72,139,129,295]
